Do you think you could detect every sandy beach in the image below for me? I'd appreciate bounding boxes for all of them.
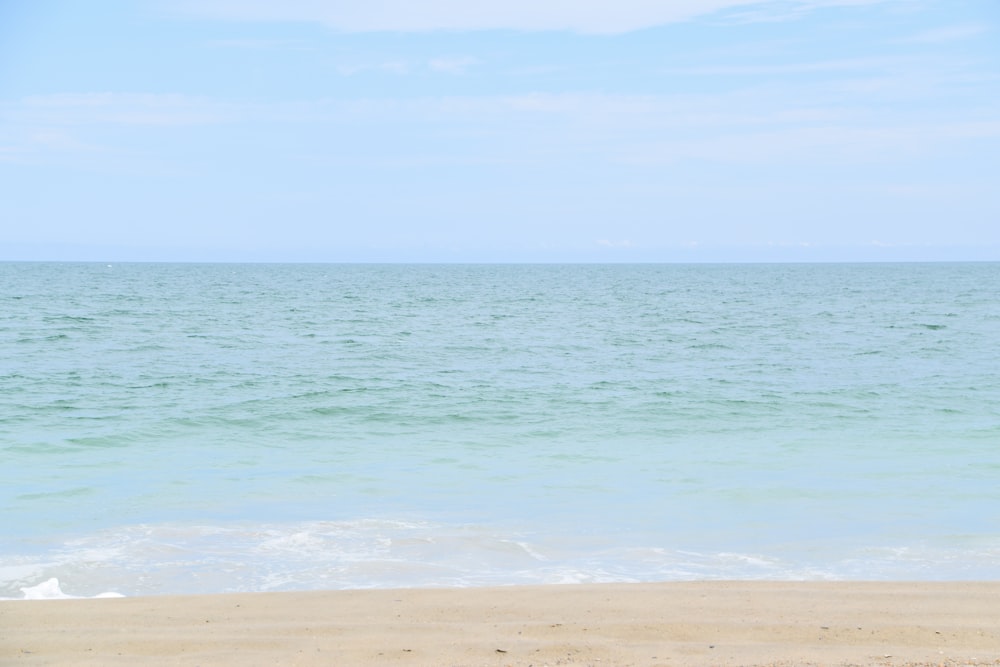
[3,581,999,666]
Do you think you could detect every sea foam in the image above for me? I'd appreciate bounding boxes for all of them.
[11,578,123,601]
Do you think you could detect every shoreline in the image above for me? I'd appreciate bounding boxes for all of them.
[3,581,1000,666]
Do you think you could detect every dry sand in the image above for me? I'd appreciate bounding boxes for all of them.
[3,581,1000,666]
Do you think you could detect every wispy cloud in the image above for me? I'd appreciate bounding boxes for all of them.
[336,61,412,76]
[664,55,913,77]
[428,56,480,74]
[6,84,996,170]
[616,120,1000,166]
[28,130,104,152]
[334,57,480,76]
[718,0,913,24]
[0,125,111,165]
[0,145,27,163]
[0,94,241,164]
[597,239,635,248]
[205,38,314,50]
[167,0,904,34]
[14,93,237,126]
[894,23,989,44]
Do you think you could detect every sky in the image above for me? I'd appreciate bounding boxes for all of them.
[1,0,998,262]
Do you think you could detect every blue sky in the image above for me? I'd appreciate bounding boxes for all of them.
[2,0,998,262]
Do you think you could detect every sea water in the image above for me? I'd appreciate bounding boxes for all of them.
[2,262,999,598]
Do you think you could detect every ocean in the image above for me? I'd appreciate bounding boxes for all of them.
[2,262,998,598]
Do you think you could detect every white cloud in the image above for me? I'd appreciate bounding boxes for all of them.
[168,0,901,34]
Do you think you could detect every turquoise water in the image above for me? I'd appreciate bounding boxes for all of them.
[2,262,999,597]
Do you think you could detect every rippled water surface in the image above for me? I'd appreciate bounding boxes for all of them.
[2,262,999,597]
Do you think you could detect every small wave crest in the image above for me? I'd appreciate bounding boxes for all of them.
[5,577,123,601]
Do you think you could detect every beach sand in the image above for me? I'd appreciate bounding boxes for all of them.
[3,581,999,666]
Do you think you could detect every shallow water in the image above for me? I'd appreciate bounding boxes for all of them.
[2,262,999,597]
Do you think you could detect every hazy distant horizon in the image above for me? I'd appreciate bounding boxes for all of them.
[5,242,998,264]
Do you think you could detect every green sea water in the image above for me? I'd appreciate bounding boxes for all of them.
[2,262,999,597]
